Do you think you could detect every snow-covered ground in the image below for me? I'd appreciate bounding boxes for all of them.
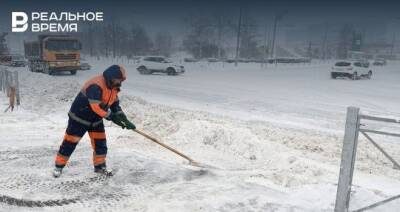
[0,59,400,211]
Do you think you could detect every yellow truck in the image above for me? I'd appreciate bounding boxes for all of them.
[24,35,81,75]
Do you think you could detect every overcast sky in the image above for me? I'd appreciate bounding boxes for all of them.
[1,0,399,52]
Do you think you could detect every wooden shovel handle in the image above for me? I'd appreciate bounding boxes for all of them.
[133,129,195,163]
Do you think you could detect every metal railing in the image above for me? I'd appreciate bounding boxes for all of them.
[335,107,400,212]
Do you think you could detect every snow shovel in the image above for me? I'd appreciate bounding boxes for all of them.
[132,129,215,169]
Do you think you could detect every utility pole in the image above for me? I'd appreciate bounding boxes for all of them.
[112,20,116,59]
[217,15,223,59]
[262,23,269,68]
[307,41,312,58]
[88,24,94,57]
[270,11,286,66]
[321,24,328,60]
[234,6,242,67]
[390,32,396,57]
[270,15,278,63]
[390,17,400,59]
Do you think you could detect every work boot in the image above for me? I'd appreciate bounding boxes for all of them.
[94,166,113,176]
[53,167,63,178]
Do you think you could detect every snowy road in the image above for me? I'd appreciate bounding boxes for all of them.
[84,59,400,132]
[0,61,400,211]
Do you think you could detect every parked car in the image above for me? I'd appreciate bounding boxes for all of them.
[79,58,91,70]
[331,60,372,80]
[207,58,220,62]
[373,59,387,66]
[9,55,26,67]
[137,56,185,75]
[184,58,198,63]
[268,57,311,64]
[0,54,12,65]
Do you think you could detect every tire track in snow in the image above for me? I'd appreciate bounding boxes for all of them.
[0,195,79,207]
[0,145,211,210]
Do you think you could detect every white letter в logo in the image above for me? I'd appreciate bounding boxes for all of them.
[12,12,28,32]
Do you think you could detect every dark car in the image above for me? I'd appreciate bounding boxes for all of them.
[9,55,26,67]
[373,59,387,66]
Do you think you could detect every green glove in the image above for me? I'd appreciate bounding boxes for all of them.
[120,114,136,130]
[109,113,126,129]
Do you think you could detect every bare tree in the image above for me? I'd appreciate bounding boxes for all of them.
[129,24,153,56]
[154,31,173,56]
[211,10,234,59]
[234,6,242,66]
[102,24,112,58]
[337,24,354,59]
[239,12,260,59]
[182,14,215,58]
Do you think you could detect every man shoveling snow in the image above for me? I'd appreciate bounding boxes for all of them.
[53,65,136,178]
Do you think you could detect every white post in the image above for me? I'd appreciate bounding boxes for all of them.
[14,71,20,105]
[0,69,3,91]
[5,70,9,93]
[335,107,360,212]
